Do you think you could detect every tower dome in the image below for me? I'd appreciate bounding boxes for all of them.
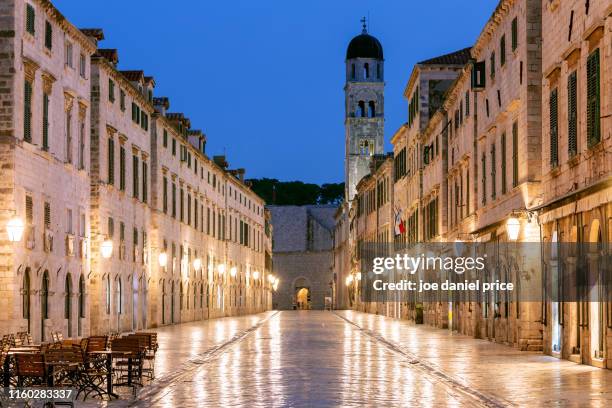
[346,24,383,60]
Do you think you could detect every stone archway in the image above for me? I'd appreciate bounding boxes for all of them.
[293,277,311,310]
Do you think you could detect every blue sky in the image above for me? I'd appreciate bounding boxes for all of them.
[56,0,497,184]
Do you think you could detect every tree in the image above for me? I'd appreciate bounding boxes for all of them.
[246,178,344,206]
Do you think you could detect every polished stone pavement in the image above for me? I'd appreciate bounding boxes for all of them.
[80,310,611,407]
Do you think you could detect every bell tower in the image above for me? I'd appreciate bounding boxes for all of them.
[344,18,385,202]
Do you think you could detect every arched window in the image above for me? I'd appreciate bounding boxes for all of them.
[161,280,166,324]
[356,101,365,118]
[41,271,49,341]
[368,101,375,118]
[180,282,184,310]
[116,278,122,315]
[22,268,31,333]
[364,63,369,79]
[351,64,356,79]
[105,275,111,315]
[65,274,72,337]
[78,275,85,337]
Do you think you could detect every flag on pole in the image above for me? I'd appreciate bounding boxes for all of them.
[394,208,405,236]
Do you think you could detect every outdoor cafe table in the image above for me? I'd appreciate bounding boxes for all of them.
[110,351,140,388]
[88,350,118,399]
[3,348,40,387]
[45,361,79,386]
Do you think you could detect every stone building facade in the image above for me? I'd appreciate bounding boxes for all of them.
[0,0,272,343]
[270,205,335,310]
[538,0,611,368]
[336,0,611,371]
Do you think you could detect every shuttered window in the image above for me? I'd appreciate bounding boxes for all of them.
[500,35,506,66]
[44,202,51,229]
[490,52,495,78]
[163,129,168,148]
[162,177,168,213]
[490,144,496,200]
[25,4,35,35]
[511,18,518,51]
[549,88,559,167]
[586,49,600,147]
[501,133,507,194]
[42,93,49,150]
[44,21,52,49]
[107,138,114,185]
[119,146,125,191]
[567,71,577,157]
[465,92,470,116]
[172,183,176,218]
[24,80,32,142]
[108,79,115,102]
[512,121,518,187]
[25,196,33,224]
[481,153,486,205]
[132,155,139,198]
[142,161,148,203]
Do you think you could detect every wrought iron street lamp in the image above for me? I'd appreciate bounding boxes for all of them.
[6,217,24,242]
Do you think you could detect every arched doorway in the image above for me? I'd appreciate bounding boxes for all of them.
[132,275,139,331]
[64,274,72,338]
[140,277,147,329]
[588,219,604,360]
[161,280,166,325]
[22,268,31,334]
[78,275,85,337]
[171,281,175,324]
[550,230,561,354]
[41,271,49,342]
[294,277,311,310]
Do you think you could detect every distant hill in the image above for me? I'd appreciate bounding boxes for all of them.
[247,178,343,206]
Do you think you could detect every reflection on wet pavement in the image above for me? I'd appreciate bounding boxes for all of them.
[80,310,611,407]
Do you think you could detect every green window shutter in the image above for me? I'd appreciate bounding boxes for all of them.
[481,153,486,205]
[108,79,114,102]
[567,71,578,156]
[26,4,35,35]
[42,93,49,150]
[131,103,136,121]
[44,21,52,49]
[465,92,470,116]
[24,80,32,142]
[132,155,139,198]
[586,49,600,147]
[501,133,507,194]
[512,121,518,187]
[550,88,558,167]
[142,161,148,203]
[491,144,496,200]
[500,35,506,66]
[490,52,495,78]
[511,18,518,51]
[107,138,114,185]
[119,146,125,191]
[162,177,168,213]
[163,129,168,147]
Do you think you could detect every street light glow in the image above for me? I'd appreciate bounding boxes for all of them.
[507,217,521,241]
[158,252,168,267]
[193,258,202,271]
[6,217,24,242]
[101,239,113,259]
[230,267,237,277]
[252,271,260,280]
[218,264,226,275]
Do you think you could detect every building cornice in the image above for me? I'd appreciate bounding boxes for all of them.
[36,0,97,55]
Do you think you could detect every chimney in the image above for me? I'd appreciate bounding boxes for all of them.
[213,155,229,169]
[153,97,169,116]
